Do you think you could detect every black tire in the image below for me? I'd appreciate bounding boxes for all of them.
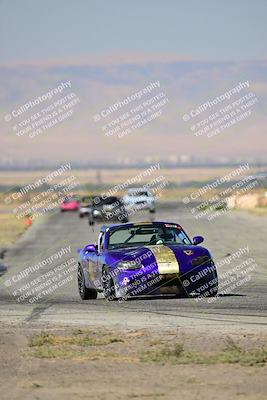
[149,209,156,213]
[209,285,218,296]
[197,272,219,298]
[207,279,218,297]
[176,284,191,298]
[206,270,218,297]
[88,214,95,225]
[102,267,117,301]
[78,266,97,300]
[198,285,218,298]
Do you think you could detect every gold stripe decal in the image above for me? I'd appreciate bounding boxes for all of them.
[145,245,180,275]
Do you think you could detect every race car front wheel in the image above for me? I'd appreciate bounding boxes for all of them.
[102,267,117,301]
[201,270,218,297]
[88,216,95,226]
[78,266,97,300]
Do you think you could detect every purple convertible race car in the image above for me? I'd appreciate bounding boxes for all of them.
[77,221,218,301]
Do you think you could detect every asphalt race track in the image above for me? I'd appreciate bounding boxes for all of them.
[0,203,266,333]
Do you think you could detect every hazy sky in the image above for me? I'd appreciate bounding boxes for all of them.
[0,0,267,62]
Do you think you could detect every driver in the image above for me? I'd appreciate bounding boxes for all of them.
[149,231,175,245]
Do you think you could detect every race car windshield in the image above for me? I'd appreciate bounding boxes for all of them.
[108,224,191,249]
[63,197,77,203]
[95,197,119,206]
[129,191,149,197]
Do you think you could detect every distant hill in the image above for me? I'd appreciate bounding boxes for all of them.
[1,55,266,163]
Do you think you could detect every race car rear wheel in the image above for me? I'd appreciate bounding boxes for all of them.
[78,266,97,300]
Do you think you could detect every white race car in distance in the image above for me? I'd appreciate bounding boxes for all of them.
[123,188,156,213]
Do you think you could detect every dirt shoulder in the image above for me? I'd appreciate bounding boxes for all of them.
[1,322,266,400]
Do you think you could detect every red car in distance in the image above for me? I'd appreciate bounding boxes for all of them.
[60,196,80,212]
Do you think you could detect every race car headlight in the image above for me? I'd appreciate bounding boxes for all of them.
[117,260,142,270]
[93,209,100,216]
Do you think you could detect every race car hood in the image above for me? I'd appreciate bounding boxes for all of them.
[107,244,212,275]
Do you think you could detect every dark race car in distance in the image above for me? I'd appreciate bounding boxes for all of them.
[77,221,218,301]
[88,196,128,225]
[79,195,97,218]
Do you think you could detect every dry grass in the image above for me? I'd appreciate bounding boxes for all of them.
[141,337,267,366]
[28,331,267,366]
[29,330,124,360]
[30,331,123,347]
[0,213,27,247]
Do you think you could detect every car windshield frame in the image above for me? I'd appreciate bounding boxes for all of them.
[107,224,192,249]
[94,197,120,206]
[63,197,79,203]
[128,190,151,197]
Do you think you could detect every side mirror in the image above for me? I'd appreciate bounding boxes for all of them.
[193,236,204,245]
[84,244,97,253]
